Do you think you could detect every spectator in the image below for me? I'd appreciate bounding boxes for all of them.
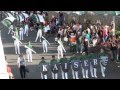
[58,12,64,26]
[5,56,14,79]
[39,57,49,79]
[17,53,27,79]
[85,31,90,47]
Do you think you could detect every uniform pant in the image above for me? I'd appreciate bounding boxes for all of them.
[82,67,89,78]
[41,73,47,79]
[26,49,32,62]
[71,68,79,79]
[19,30,24,40]
[57,46,63,59]
[35,30,42,42]
[14,40,20,54]
[100,63,106,77]
[24,25,29,36]
[20,66,26,79]
[42,41,48,53]
[90,64,97,78]
[61,68,68,79]
[52,72,58,79]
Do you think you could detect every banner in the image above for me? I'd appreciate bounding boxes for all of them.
[39,53,109,79]
[1,16,16,28]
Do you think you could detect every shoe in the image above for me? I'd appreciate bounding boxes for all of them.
[102,75,105,78]
[83,76,85,78]
[86,76,89,78]
[95,76,97,78]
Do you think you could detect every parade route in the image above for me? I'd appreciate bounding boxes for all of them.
[0,11,120,79]
[2,30,120,79]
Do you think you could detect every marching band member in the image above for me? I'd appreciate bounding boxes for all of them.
[100,56,108,77]
[12,32,22,54]
[81,59,90,78]
[42,36,50,53]
[50,55,60,79]
[90,57,99,78]
[19,25,24,40]
[59,55,70,79]
[25,41,36,62]
[71,59,80,79]
[24,22,29,36]
[57,38,66,59]
[35,23,43,42]
[15,26,19,37]
[39,57,49,79]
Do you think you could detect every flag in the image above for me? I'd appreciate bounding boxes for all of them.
[2,19,11,28]
[2,16,16,28]
[0,31,9,79]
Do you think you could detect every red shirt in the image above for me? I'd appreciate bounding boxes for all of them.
[7,66,11,73]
